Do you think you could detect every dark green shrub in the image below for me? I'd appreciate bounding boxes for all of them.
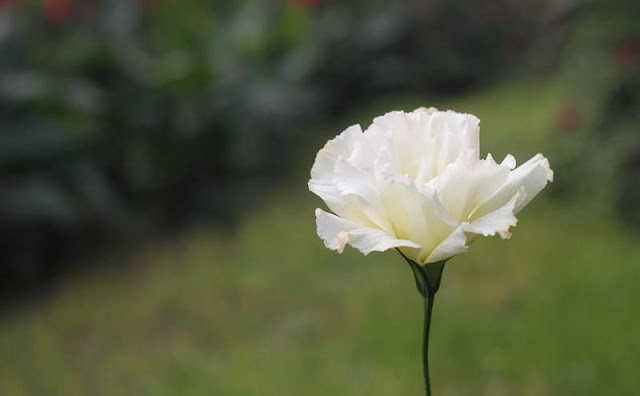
[0,0,550,287]
[560,0,640,229]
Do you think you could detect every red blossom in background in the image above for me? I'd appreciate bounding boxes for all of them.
[555,101,581,134]
[0,0,21,10]
[611,38,638,67]
[44,0,71,23]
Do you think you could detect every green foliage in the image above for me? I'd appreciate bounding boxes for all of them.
[0,1,550,282]
[561,0,640,229]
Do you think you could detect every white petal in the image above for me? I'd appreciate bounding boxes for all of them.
[464,188,522,238]
[363,109,480,184]
[333,159,392,232]
[458,112,480,154]
[430,188,459,227]
[308,179,373,227]
[375,156,460,263]
[474,154,553,218]
[374,111,417,177]
[434,122,464,174]
[334,159,379,201]
[348,139,378,170]
[310,124,362,182]
[443,111,480,155]
[315,209,420,255]
[309,125,372,225]
[429,151,511,222]
[371,111,410,134]
[426,110,480,158]
[501,154,516,170]
[424,225,468,264]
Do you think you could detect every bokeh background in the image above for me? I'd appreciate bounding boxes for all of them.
[1,0,639,395]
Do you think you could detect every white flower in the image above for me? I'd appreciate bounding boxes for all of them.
[309,108,553,265]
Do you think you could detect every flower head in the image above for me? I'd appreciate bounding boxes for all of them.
[309,108,553,265]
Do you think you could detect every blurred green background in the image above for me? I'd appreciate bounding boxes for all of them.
[1,0,639,395]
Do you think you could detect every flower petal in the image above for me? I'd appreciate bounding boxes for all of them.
[464,188,522,239]
[333,159,392,232]
[441,110,480,154]
[473,154,553,218]
[310,125,362,182]
[315,209,420,255]
[309,125,374,226]
[424,225,468,264]
[429,151,511,223]
[501,154,516,169]
[375,154,460,263]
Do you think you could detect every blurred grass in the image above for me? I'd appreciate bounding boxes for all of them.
[2,75,639,395]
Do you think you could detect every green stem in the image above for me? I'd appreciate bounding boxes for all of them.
[422,288,435,396]
[397,250,446,396]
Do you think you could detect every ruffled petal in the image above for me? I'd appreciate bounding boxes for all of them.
[464,188,522,239]
[424,225,469,264]
[429,151,511,223]
[310,125,362,182]
[315,209,420,255]
[368,109,480,182]
[309,125,373,225]
[375,153,460,262]
[332,159,392,232]
[473,154,553,218]
[425,109,480,162]
[501,154,516,169]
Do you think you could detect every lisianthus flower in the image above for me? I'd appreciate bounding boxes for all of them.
[309,108,553,265]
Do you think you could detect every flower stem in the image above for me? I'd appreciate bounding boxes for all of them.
[422,286,436,396]
[397,251,446,396]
